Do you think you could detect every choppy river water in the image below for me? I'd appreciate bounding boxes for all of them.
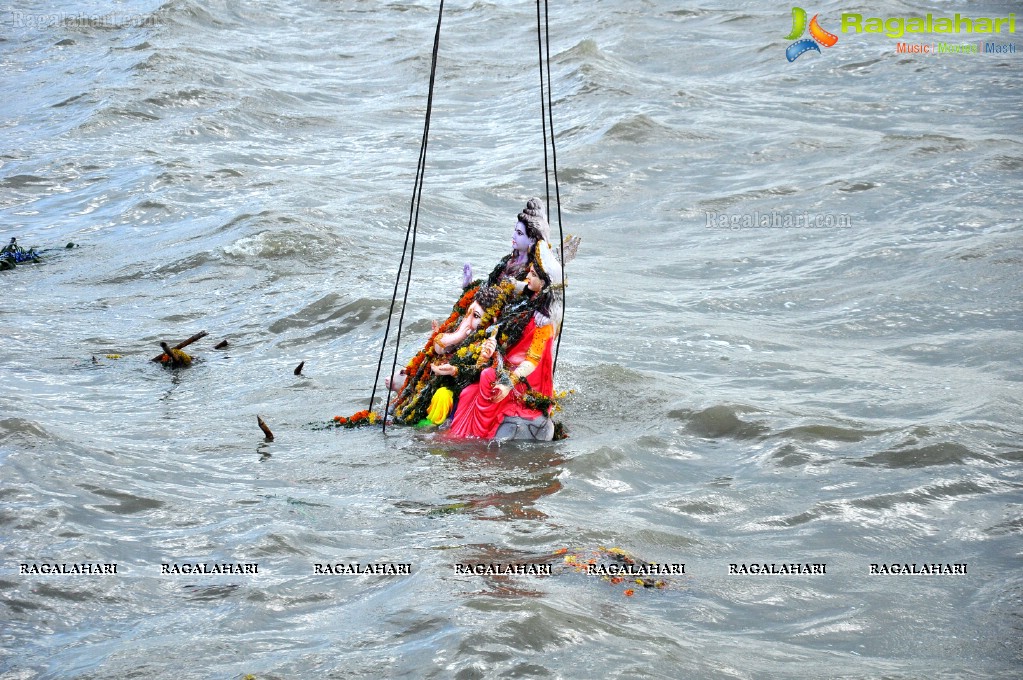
[2,0,1021,677]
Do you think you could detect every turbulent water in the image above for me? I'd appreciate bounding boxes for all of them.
[2,0,1021,677]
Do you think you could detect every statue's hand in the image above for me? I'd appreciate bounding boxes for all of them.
[479,338,497,362]
[462,262,473,288]
[431,363,458,377]
[431,319,440,333]
[490,382,512,403]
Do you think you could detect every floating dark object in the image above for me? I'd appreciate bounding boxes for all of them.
[159,341,192,368]
[257,416,274,442]
[214,340,229,349]
[151,330,207,362]
[294,361,304,376]
[1,237,41,269]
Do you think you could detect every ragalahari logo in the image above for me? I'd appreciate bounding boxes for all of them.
[785,7,839,61]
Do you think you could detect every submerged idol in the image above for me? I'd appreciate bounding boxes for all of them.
[370,196,576,440]
[446,238,564,441]
[387,198,552,425]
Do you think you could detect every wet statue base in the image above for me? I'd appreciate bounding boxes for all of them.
[494,415,554,442]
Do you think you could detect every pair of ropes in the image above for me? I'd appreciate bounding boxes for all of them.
[368,0,565,433]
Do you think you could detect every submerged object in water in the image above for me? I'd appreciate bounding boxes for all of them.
[0,238,41,269]
[159,341,192,368]
[150,331,208,363]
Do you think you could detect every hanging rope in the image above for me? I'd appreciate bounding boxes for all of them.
[369,0,565,430]
[535,0,566,377]
[368,0,445,433]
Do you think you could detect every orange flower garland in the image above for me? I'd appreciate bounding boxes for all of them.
[558,546,670,596]
[326,410,380,429]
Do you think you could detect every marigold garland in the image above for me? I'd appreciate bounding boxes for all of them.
[558,546,671,596]
[325,410,380,429]
[519,388,556,414]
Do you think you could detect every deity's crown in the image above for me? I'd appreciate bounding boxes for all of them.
[519,197,550,243]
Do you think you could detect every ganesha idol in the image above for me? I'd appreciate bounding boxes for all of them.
[385,197,577,442]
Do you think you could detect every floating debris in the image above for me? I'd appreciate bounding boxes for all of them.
[257,415,274,442]
[214,339,229,349]
[159,342,192,368]
[0,238,79,270]
[557,546,676,596]
[1,238,41,270]
[150,330,208,363]
[294,361,304,376]
[323,410,380,429]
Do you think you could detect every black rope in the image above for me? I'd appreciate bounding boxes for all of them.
[369,0,445,433]
[534,1,551,210]
[369,0,564,430]
[536,0,565,377]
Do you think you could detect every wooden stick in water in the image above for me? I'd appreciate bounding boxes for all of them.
[257,416,274,442]
[150,330,208,362]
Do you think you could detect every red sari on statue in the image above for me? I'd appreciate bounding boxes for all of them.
[447,318,555,439]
